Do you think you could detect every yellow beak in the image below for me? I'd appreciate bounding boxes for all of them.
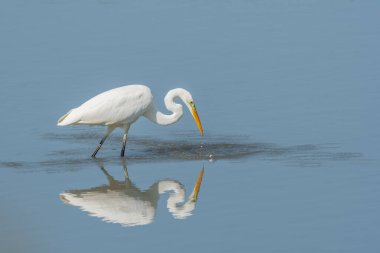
[191,107,203,136]
[191,166,204,202]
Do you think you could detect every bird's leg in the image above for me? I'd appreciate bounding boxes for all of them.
[120,134,127,157]
[91,136,107,158]
[122,158,129,180]
[91,126,114,158]
[95,161,120,187]
[100,165,116,185]
[120,125,130,157]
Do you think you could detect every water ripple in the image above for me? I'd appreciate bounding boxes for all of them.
[0,131,362,172]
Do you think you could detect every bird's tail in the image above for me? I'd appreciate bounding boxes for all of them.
[57,109,74,126]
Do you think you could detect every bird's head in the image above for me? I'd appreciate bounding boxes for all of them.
[165,88,204,136]
[180,90,203,136]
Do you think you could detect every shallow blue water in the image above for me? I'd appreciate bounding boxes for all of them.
[1,0,379,252]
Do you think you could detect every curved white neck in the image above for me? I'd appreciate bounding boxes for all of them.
[143,89,185,126]
[158,180,196,219]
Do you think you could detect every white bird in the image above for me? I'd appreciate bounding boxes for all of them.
[57,84,203,157]
[60,164,204,227]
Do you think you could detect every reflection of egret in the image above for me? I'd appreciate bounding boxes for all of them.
[57,85,203,157]
[60,162,204,227]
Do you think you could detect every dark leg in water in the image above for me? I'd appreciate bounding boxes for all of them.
[120,125,130,157]
[91,126,114,158]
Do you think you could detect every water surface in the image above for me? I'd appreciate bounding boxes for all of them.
[0,0,379,252]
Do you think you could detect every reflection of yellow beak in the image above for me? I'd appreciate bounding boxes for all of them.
[192,107,203,136]
[191,166,204,202]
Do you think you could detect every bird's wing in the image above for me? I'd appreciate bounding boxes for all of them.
[58,85,153,126]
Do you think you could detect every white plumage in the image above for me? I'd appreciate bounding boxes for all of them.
[58,85,152,126]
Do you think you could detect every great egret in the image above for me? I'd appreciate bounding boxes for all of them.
[60,163,205,227]
[57,84,203,157]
